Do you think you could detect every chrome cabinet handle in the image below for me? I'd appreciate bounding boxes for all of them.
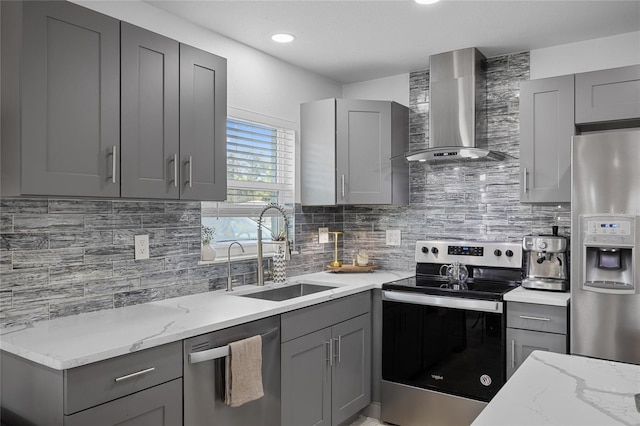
[326,340,333,366]
[188,156,193,188]
[335,336,342,363]
[511,339,515,369]
[114,367,155,383]
[523,168,528,194]
[341,174,345,199]
[519,315,551,321]
[172,154,178,188]
[109,145,117,184]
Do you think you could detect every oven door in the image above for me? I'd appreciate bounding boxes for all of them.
[382,290,505,402]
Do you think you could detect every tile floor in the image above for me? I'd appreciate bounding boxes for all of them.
[349,416,385,426]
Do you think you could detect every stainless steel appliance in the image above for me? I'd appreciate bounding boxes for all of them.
[571,128,640,365]
[381,240,522,426]
[183,316,281,425]
[405,47,506,163]
[522,227,569,291]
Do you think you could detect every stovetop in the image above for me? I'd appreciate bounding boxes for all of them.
[383,240,524,301]
[382,275,520,301]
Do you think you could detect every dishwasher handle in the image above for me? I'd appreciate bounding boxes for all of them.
[188,327,278,364]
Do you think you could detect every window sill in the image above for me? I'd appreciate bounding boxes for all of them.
[198,251,299,266]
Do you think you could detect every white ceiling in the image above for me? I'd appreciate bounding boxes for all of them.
[146,0,640,84]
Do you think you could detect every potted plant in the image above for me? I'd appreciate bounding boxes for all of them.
[201,225,217,261]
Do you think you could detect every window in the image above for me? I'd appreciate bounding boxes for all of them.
[202,111,295,261]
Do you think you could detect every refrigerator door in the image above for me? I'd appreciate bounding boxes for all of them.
[571,129,640,365]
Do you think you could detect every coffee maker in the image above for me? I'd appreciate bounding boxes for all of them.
[522,226,569,291]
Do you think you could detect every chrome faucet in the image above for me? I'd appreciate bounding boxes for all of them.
[257,203,291,286]
[227,241,245,292]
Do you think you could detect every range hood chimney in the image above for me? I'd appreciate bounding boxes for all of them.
[406,47,505,163]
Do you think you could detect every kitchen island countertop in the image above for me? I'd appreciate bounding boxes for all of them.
[472,351,640,426]
[0,270,412,370]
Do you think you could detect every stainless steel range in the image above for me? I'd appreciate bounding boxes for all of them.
[381,240,522,426]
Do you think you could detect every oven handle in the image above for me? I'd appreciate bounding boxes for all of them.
[382,290,503,314]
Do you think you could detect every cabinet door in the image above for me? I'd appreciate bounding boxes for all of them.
[519,75,574,203]
[506,328,566,379]
[21,1,120,197]
[336,100,392,205]
[121,23,179,199]
[575,65,640,124]
[281,328,332,426]
[331,313,371,426]
[179,44,227,201]
[300,99,337,206]
[64,378,182,426]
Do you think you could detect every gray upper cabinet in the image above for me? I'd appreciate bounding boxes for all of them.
[1,1,227,201]
[121,23,180,199]
[1,1,120,197]
[301,98,409,206]
[180,44,228,201]
[519,75,575,203]
[575,64,640,125]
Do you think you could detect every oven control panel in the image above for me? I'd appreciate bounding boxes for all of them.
[415,240,522,268]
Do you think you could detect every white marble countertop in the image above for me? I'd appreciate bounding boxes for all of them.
[0,270,412,370]
[473,351,640,426]
[504,286,570,306]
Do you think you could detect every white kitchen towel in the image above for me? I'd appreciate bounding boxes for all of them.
[225,335,264,407]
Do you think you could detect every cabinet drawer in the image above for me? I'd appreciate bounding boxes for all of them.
[64,378,182,426]
[64,341,182,415]
[507,302,567,334]
[281,292,371,342]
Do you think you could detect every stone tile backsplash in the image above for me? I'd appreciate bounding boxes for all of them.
[0,51,570,328]
[0,200,340,327]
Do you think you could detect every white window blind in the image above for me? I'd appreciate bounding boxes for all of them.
[202,117,295,250]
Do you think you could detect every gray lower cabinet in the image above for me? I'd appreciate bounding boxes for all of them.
[519,75,574,203]
[575,64,640,125]
[301,99,409,206]
[0,341,183,426]
[506,302,568,379]
[281,292,372,426]
[121,22,180,199]
[1,0,120,197]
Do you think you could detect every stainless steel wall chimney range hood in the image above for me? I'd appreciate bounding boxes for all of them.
[406,47,505,163]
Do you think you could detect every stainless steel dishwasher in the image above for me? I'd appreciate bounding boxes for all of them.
[183,315,281,425]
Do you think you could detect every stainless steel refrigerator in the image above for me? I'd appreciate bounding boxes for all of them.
[571,128,640,365]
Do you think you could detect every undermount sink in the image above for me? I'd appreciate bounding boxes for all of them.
[238,283,336,302]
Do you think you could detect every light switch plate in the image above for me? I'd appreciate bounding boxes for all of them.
[386,229,401,246]
[318,227,329,244]
[135,234,149,260]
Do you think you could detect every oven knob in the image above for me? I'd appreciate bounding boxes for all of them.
[494,249,502,257]
[421,246,429,253]
[505,250,514,257]
[431,247,439,254]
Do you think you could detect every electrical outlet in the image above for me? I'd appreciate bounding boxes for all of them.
[386,229,401,246]
[135,234,149,260]
[318,227,329,244]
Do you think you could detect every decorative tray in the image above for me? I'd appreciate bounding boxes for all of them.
[327,264,377,273]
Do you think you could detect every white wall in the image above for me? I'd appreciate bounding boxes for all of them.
[530,31,640,80]
[342,74,410,107]
[73,0,342,126]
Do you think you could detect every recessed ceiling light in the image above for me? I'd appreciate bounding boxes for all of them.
[271,33,295,43]
[415,0,441,4]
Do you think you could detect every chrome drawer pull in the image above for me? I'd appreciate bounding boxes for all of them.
[519,315,551,321]
[114,367,155,383]
[326,339,333,366]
